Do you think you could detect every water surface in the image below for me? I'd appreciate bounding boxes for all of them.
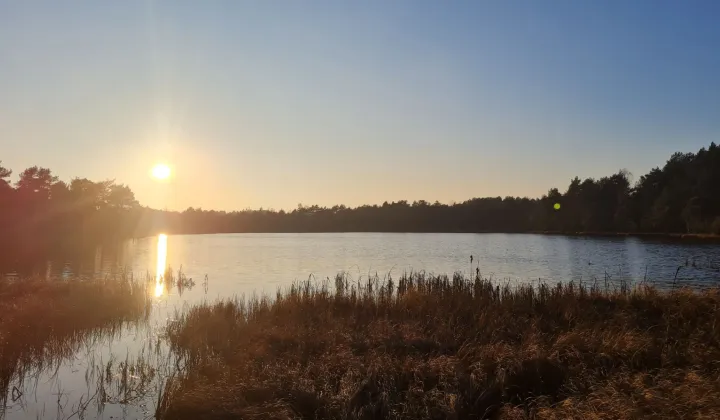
[8,233,720,291]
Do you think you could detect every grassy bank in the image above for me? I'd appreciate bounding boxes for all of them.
[0,274,152,403]
[161,274,720,419]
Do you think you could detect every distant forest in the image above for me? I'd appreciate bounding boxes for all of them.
[2,143,720,249]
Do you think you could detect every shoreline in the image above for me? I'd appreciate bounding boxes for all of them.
[530,231,720,242]
[139,230,720,242]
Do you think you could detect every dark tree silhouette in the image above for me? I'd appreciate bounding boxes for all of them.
[167,143,720,236]
[1,142,720,258]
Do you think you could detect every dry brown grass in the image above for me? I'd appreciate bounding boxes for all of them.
[0,274,152,403]
[162,274,720,419]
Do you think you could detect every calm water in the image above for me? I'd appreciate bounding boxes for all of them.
[7,233,720,290]
[3,233,720,419]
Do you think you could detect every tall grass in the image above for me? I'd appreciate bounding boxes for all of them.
[0,273,152,407]
[162,273,720,419]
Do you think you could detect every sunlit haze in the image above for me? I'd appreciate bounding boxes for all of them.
[1,1,719,211]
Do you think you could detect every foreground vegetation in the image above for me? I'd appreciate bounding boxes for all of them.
[162,273,720,419]
[0,275,151,405]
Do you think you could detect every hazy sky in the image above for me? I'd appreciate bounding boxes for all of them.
[1,1,719,211]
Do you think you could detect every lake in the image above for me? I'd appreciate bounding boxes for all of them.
[6,233,720,291]
[3,233,720,419]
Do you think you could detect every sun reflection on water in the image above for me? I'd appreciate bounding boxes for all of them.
[154,234,168,297]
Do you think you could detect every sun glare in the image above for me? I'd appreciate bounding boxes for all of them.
[151,164,171,180]
[155,233,168,297]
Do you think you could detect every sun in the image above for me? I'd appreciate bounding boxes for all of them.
[151,164,171,180]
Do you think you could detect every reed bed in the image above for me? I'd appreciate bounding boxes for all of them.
[161,273,720,419]
[0,273,152,407]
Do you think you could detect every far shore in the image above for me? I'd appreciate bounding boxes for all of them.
[137,230,720,243]
[532,231,720,242]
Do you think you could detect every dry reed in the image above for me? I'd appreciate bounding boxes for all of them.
[160,273,720,419]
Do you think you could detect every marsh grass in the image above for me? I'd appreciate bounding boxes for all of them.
[162,273,720,419]
[0,274,153,409]
[0,267,199,419]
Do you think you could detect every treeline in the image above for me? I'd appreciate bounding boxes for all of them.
[0,166,162,252]
[170,142,720,235]
[2,142,720,247]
